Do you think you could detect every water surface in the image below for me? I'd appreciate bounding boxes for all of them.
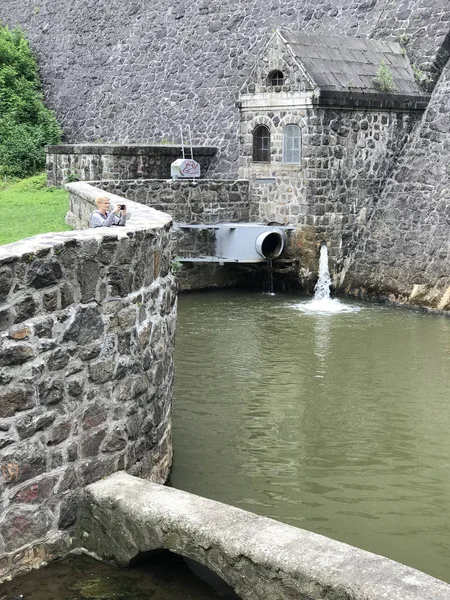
[0,554,230,600]
[171,290,450,583]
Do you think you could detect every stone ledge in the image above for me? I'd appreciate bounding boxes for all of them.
[46,144,218,156]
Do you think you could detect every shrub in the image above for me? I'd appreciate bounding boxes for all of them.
[412,63,432,87]
[0,23,61,177]
[373,60,396,93]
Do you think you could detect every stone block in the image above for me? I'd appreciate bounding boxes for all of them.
[7,326,31,340]
[59,493,79,529]
[80,428,107,458]
[0,267,13,302]
[12,475,58,504]
[82,402,108,430]
[47,420,72,446]
[0,449,46,485]
[63,306,105,345]
[0,306,12,331]
[16,413,56,440]
[66,378,84,397]
[42,290,59,312]
[14,296,37,324]
[0,343,36,366]
[2,506,53,552]
[0,388,35,418]
[88,359,116,384]
[27,259,63,289]
[107,267,133,297]
[34,318,54,338]
[77,259,101,303]
[38,378,64,406]
[47,348,70,371]
[101,427,128,452]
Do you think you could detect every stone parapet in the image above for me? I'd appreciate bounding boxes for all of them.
[0,184,176,581]
[46,145,218,186]
[90,178,250,224]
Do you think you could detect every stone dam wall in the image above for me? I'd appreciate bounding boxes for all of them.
[2,0,449,178]
[343,57,450,309]
[0,185,176,581]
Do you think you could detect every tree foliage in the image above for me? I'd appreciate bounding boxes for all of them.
[0,23,61,177]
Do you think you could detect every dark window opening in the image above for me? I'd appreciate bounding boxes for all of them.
[269,70,284,86]
[253,125,270,162]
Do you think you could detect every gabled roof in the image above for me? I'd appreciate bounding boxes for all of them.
[279,30,420,96]
[239,30,430,111]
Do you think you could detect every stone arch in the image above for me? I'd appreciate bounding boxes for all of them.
[78,472,450,600]
[279,113,307,129]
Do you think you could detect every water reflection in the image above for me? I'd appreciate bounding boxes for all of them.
[172,290,450,583]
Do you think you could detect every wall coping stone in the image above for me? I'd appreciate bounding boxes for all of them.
[79,472,450,600]
[0,182,172,265]
[46,144,218,157]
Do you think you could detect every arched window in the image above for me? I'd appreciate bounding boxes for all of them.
[269,70,284,86]
[253,125,271,162]
[283,124,301,164]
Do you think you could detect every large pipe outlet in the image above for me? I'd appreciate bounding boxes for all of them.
[255,230,285,259]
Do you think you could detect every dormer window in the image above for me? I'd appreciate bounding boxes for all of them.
[269,70,284,87]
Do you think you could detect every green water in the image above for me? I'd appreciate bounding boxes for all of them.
[171,290,450,583]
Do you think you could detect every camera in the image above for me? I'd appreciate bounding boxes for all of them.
[120,204,126,210]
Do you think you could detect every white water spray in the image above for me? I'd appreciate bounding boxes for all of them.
[313,244,332,301]
[294,244,360,314]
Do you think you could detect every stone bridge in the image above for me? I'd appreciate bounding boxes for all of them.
[77,472,450,600]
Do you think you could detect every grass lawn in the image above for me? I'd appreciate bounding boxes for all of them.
[0,174,71,246]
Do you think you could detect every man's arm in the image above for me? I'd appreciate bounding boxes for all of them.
[91,211,117,227]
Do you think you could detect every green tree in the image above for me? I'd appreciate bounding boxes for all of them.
[0,23,61,177]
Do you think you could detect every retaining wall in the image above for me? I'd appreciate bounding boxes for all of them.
[0,184,176,581]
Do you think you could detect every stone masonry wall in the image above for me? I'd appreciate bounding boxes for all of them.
[2,0,449,177]
[0,184,176,581]
[240,107,420,270]
[342,57,450,310]
[92,179,250,224]
[46,145,217,186]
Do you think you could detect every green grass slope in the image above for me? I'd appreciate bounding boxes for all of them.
[0,174,70,245]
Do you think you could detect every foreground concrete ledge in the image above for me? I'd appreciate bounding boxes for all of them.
[78,472,450,600]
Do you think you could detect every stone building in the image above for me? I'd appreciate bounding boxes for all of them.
[238,30,429,266]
